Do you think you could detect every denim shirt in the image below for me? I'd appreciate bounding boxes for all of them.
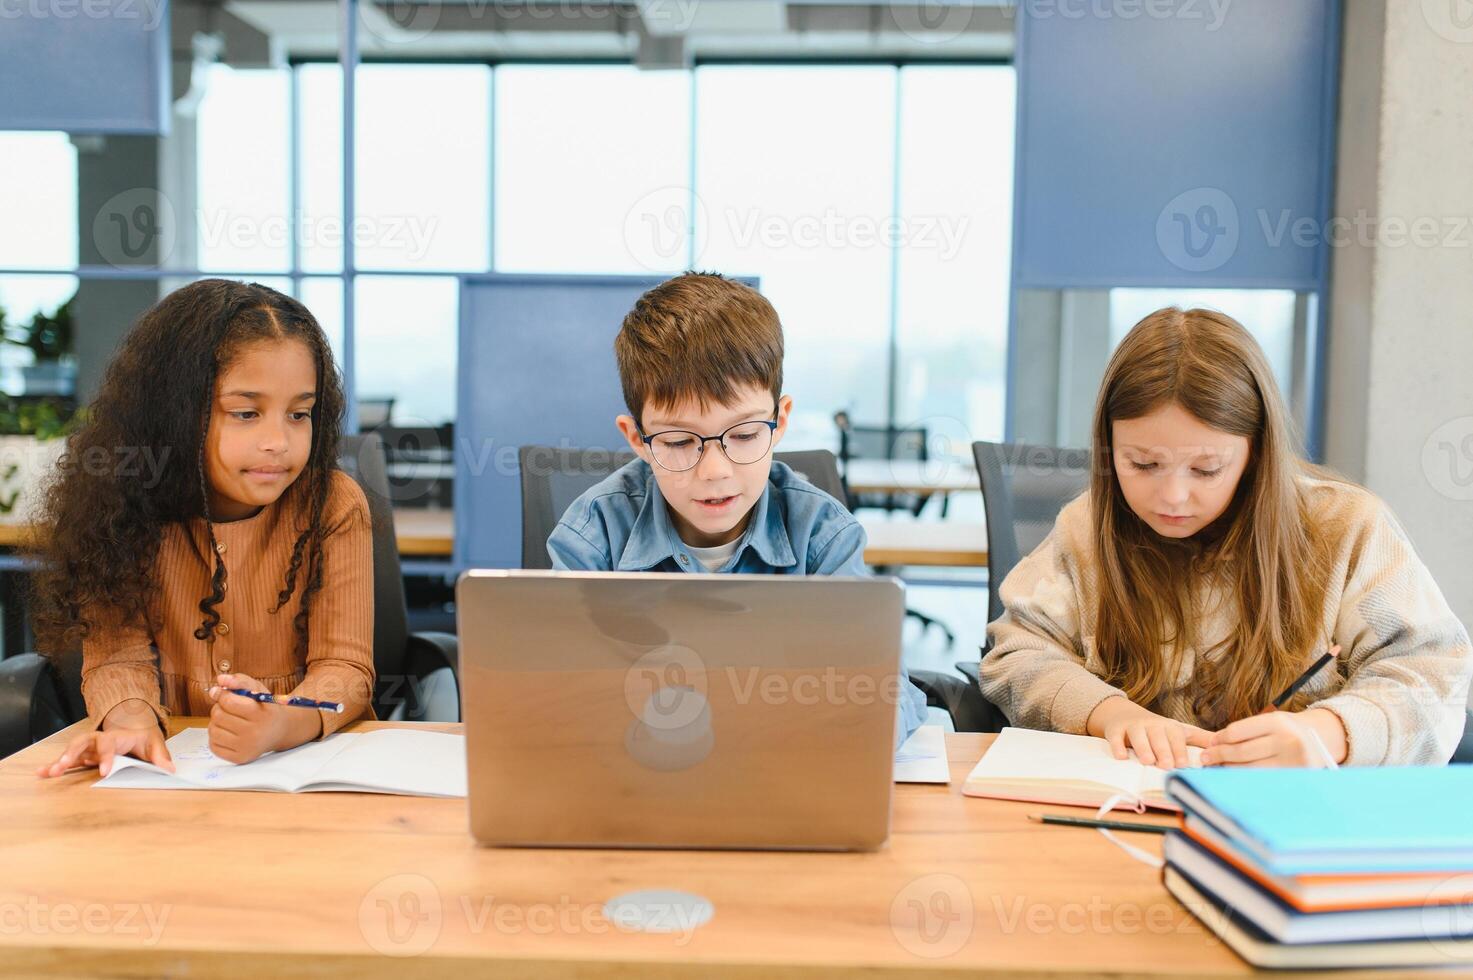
[548,458,927,747]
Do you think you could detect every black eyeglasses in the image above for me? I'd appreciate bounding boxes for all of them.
[638,414,779,472]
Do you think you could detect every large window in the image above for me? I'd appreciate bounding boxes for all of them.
[3,62,1017,436]
[695,66,897,447]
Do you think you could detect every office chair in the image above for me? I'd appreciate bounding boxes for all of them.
[833,412,943,518]
[0,433,460,759]
[831,413,955,647]
[927,441,1095,733]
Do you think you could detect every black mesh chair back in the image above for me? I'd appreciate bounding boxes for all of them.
[972,441,1092,626]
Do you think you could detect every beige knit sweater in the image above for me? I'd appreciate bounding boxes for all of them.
[980,477,1472,765]
[80,470,375,737]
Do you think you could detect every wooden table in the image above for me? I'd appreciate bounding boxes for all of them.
[861,520,987,568]
[391,510,988,569]
[0,721,1278,978]
[843,459,978,496]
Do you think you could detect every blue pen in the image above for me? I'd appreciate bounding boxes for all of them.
[223,688,344,714]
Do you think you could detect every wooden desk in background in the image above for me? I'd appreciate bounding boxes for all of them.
[0,511,989,569]
[391,510,989,569]
[0,720,1275,978]
[842,459,979,496]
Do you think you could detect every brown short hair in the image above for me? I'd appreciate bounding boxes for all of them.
[615,271,784,425]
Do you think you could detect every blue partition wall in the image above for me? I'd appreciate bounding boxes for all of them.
[1005,0,1341,453]
[1010,0,1340,291]
[454,274,675,570]
[0,1,171,134]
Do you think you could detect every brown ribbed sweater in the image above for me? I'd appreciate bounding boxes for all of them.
[80,470,375,737]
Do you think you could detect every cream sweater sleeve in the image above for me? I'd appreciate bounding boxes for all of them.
[979,496,1126,733]
[1310,497,1473,765]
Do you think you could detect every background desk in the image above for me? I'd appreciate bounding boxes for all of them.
[0,720,1287,978]
[393,510,989,569]
[842,459,978,497]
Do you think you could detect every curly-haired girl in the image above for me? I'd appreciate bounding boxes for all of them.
[34,278,374,777]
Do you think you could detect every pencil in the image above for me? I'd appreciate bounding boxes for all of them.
[1027,813,1171,834]
[1271,649,1337,709]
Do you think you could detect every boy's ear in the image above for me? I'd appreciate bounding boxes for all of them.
[772,395,794,448]
[615,415,649,460]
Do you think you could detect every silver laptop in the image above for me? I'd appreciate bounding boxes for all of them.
[457,570,905,851]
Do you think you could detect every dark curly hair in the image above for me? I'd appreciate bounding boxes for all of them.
[29,278,346,661]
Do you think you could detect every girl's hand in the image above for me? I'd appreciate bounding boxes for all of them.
[1202,707,1348,767]
[36,712,173,779]
[207,673,291,765]
[1085,695,1213,770]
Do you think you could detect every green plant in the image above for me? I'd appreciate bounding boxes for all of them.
[5,294,75,362]
[0,397,81,441]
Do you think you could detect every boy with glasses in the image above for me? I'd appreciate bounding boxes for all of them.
[548,271,926,745]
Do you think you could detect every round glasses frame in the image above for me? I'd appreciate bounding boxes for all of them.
[638,416,779,472]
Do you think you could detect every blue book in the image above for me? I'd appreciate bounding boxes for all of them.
[1166,766,1473,876]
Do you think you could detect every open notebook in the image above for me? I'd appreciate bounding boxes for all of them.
[963,727,1202,812]
[93,726,467,797]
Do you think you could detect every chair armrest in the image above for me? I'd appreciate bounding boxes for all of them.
[1453,709,1473,765]
[0,653,70,759]
[909,667,1008,734]
[400,632,460,723]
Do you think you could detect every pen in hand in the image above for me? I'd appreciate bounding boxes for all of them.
[211,688,344,714]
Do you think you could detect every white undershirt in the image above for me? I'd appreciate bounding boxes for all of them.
[683,538,742,572]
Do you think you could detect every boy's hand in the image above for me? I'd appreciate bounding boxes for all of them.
[1085,695,1213,770]
[207,673,291,765]
[36,699,173,778]
[1202,707,1347,767]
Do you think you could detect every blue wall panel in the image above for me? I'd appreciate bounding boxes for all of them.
[1012,0,1340,289]
[0,1,171,134]
[454,274,675,571]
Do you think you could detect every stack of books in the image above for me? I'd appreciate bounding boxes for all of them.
[1162,766,1473,969]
